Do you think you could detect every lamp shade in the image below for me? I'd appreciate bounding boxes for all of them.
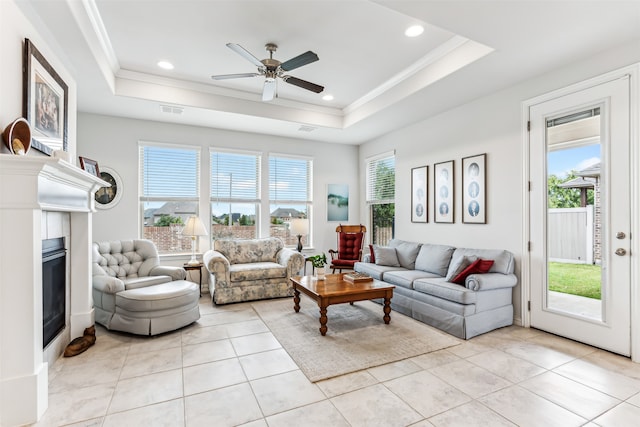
[290,218,309,235]
[182,216,208,237]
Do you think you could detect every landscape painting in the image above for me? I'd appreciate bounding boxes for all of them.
[327,184,349,221]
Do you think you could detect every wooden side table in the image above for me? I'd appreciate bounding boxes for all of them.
[184,263,204,296]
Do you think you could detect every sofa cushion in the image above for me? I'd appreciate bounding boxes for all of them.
[445,255,477,281]
[388,239,422,269]
[214,237,283,264]
[229,262,286,282]
[354,262,405,280]
[123,275,172,290]
[452,259,494,284]
[415,244,456,276]
[373,245,401,267]
[337,232,364,260]
[449,248,515,274]
[413,277,477,305]
[383,270,441,290]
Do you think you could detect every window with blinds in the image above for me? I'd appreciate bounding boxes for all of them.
[366,151,395,245]
[139,143,200,254]
[210,149,261,239]
[269,155,312,247]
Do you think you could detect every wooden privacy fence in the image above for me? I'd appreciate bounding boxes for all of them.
[548,207,594,264]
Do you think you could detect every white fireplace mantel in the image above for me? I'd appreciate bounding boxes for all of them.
[0,154,108,426]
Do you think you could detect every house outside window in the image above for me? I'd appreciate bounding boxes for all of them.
[210,149,261,240]
[269,154,312,248]
[366,151,395,246]
[139,143,200,254]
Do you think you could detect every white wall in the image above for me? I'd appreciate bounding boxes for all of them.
[77,113,359,262]
[358,38,640,323]
[0,0,77,159]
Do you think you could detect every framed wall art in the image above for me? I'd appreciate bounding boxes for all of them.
[327,183,349,221]
[434,160,454,223]
[23,38,69,156]
[462,153,486,224]
[411,166,428,223]
[95,167,123,209]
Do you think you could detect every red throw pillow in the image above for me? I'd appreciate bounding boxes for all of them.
[452,259,494,285]
[369,244,376,263]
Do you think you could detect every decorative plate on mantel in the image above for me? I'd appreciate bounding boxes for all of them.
[95,166,122,209]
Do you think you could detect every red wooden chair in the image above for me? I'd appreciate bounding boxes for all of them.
[328,224,367,273]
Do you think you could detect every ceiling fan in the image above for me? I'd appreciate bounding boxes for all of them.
[211,43,324,102]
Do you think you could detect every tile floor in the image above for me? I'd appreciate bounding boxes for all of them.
[34,295,640,427]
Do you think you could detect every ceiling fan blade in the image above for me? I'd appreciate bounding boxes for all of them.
[226,43,264,68]
[282,76,324,93]
[211,73,259,80]
[280,51,319,72]
[262,79,277,101]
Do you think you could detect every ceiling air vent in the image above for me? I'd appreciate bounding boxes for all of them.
[298,125,316,132]
[160,104,184,115]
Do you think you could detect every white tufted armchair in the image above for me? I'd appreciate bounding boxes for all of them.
[92,239,200,335]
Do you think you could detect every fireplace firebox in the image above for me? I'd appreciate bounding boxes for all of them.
[42,237,66,348]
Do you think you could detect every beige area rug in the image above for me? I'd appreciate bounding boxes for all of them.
[252,298,461,382]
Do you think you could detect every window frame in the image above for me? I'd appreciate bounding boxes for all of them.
[268,152,313,249]
[210,147,261,239]
[139,141,201,255]
[366,151,396,246]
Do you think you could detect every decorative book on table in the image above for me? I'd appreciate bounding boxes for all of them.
[343,272,373,283]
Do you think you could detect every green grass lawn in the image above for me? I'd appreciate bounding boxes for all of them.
[548,262,601,300]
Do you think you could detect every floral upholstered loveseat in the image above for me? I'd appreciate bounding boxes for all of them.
[203,237,304,304]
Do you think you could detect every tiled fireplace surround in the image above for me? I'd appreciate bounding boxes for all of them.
[0,156,106,426]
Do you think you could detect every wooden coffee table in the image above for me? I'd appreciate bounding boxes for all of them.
[290,274,395,336]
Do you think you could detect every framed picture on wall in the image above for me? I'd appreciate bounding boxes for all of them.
[23,38,69,156]
[327,183,349,221]
[434,160,454,223]
[462,153,486,224]
[411,166,428,223]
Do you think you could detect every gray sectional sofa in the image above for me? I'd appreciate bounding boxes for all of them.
[354,239,517,339]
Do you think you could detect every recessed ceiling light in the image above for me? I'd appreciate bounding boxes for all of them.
[322,94,334,101]
[157,61,174,70]
[405,25,424,38]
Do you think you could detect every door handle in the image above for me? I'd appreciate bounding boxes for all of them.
[616,232,626,239]
[615,248,627,256]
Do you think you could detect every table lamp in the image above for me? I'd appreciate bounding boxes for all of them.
[290,218,309,252]
[183,216,208,265]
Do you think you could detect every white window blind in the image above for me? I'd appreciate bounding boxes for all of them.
[269,155,312,203]
[210,150,260,202]
[366,152,395,203]
[140,144,200,200]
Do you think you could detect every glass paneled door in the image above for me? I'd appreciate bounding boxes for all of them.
[529,76,631,356]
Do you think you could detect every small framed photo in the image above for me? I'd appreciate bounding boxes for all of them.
[23,38,69,156]
[434,160,454,223]
[462,154,486,224]
[411,166,428,223]
[79,156,101,177]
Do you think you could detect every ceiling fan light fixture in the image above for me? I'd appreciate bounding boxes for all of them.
[405,25,424,38]
[322,94,334,101]
[157,60,174,70]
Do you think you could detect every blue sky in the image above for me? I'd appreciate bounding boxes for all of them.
[548,144,600,177]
